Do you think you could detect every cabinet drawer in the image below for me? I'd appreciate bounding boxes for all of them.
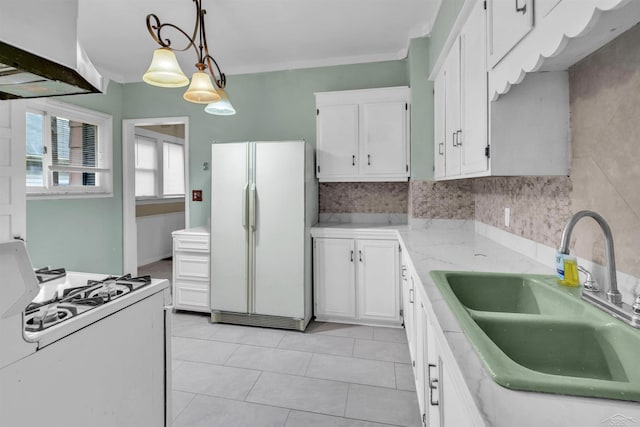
[174,236,210,252]
[174,282,209,312]
[175,254,209,281]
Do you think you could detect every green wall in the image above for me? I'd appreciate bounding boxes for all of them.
[26,60,410,273]
[26,82,125,273]
[409,37,434,180]
[122,61,409,229]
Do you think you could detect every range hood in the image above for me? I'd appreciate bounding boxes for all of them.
[0,0,104,100]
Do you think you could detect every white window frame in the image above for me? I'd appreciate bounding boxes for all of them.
[24,98,113,199]
[134,127,185,202]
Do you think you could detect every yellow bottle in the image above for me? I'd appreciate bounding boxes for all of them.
[556,252,579,287]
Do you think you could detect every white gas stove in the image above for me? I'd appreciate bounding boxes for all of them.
[0,240,172,427]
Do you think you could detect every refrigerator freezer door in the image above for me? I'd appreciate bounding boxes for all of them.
[211,143,249,313]
[253,141,305,318]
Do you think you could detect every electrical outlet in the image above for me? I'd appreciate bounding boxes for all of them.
[504,207,510,227]
[192,190,203,202]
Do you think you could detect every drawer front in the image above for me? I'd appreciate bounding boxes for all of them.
[175,254,209,280]
[174,283,209,312]
[174,236,210,252]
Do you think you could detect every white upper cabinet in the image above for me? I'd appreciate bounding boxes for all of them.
[315,87,410,182]
[433,0,569,180]
[488,0,640,100]
[487,0,534,67]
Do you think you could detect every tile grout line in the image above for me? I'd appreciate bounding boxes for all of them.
[242,369,264,402]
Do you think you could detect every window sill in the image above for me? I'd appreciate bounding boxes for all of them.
[27,191,113,201]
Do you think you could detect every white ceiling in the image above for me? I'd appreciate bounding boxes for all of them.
[77,0,441,83]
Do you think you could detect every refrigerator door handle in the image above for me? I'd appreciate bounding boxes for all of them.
[249,183,257,231]
[242,183,249,229]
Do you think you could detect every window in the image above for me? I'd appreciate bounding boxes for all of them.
[134,129,185,199]
[25,99,112,198]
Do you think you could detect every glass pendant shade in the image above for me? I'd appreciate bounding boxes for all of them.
[183,71,220,104]
[142,48,189,87]
[204,88,236,115]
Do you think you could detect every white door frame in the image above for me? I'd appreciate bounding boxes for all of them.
[122,116,189,275]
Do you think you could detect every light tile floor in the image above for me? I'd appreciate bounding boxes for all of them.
[171,312,421,427]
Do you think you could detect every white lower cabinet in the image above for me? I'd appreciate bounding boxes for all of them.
[401,250,417,370]
[172,227,211,313]
[415,293,481,427]
[313,236,400,326]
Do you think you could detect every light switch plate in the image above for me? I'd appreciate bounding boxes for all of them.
[192,190,203,202]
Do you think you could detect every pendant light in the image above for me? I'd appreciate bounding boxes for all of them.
[204,88,236,115]
[143,0,236,115]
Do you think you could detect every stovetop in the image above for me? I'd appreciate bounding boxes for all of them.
[24,269,152,332]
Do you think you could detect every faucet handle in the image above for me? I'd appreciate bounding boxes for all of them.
[577,266,599,292]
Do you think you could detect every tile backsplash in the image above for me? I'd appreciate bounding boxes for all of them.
[319,182,408,214]
[409,180,474,219]
[472,177,572,249]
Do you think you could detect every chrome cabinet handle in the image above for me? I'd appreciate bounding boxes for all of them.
[452,132,458,147]
[409,288,414,304]
[401,265,407,280]
[352,155,355,166]
[438,142,444,155]
[367,154,371,166]
[428,363,439,406]
[457,129,462,146]
[515,0,527,14]
[350,250,354,263]
[359,250,363,262]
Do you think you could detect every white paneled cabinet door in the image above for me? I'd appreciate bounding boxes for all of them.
[357,239,400,323]
[444,38,461,178]
[0,101,26,243]
[316,104,359,179]
[487,0,534,67]
[461,0,489,176]
[360,101,408,178]
[433,69,446,179]
[314,238,356,320]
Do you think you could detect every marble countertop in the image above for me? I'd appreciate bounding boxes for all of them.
[311,220,640,427]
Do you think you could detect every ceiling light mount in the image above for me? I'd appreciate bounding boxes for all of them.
[143,0,235,115]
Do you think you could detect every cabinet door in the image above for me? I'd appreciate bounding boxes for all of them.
[460,0,489,176]
[425,314,442,427]
[314,238,356,320]
[316,104,359,179]
[433,69,446,179]
[360,101,409,178]
[401,255,416,360]
[488,0,534,67]
[416,300,429,426]
[444,38,461,178]
[357,239,400,323]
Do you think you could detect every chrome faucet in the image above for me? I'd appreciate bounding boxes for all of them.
[559,210,621,305]
[559,210,640,328]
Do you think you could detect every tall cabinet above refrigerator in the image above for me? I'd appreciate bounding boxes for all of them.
[210,140,317,331]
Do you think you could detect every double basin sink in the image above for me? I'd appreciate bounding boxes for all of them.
[430,271,640,402]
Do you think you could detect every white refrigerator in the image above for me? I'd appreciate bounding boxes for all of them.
[210,140,317,331]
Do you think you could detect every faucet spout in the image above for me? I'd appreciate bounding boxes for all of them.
[559,210,621,305]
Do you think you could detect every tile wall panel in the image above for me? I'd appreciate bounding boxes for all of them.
[318,182,408,214]
[409,180,474,219]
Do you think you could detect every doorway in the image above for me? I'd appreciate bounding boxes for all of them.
[122,117,189,275]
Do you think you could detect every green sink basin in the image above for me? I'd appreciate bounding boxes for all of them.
[445,273,583,314]
[431,271,640,402]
